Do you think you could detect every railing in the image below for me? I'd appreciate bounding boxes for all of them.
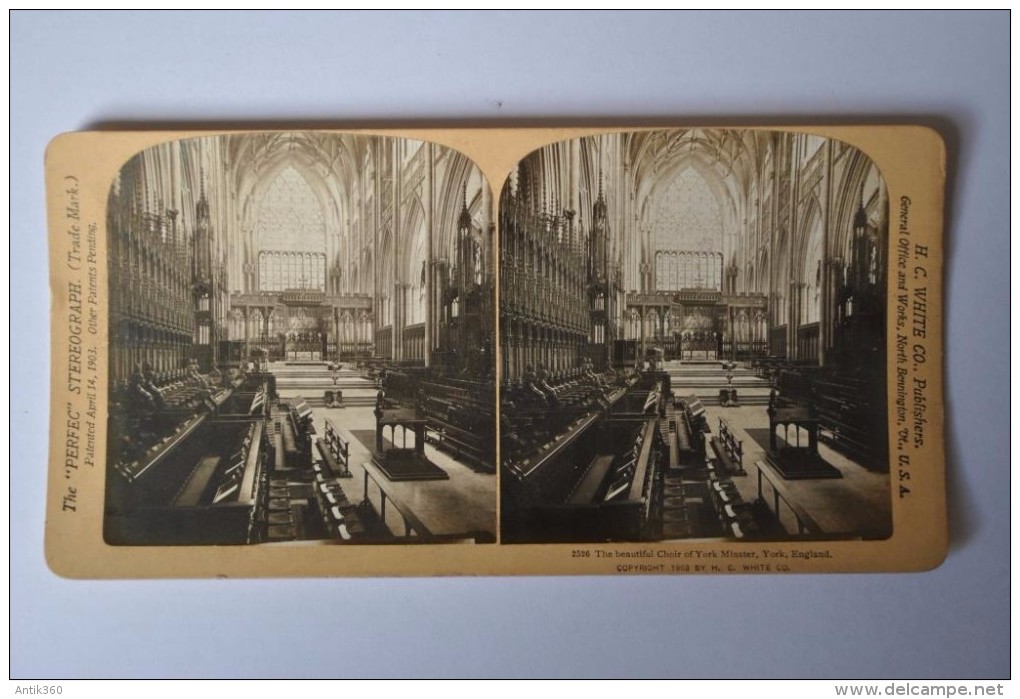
[250,339,284,362]
[770,326,787,358]
[797,322,820,362]
[335,341,373,359]
[402,323,426,361]
[320,418,351,478]
[361,460,432,539]
[715,418,745,474]
[720,340,768,360]
[375,326,393,359]
[755,460,823,536]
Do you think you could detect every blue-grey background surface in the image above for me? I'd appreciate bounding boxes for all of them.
[11,10,1008,679]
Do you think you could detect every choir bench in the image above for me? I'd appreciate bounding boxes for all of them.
[707,465,760,539]
[311,465,367,540]
[673,394,709,468]
[315,418,352,479]
[276,397,315,471]
[710,417,746,476]
[420,379,494,471]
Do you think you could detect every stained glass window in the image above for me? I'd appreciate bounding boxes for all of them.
[256,166,327,291]
[653,168,724,291]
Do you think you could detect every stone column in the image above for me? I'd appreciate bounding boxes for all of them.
[639,306,647,357]
[768,133,780,348]
[787,134,802,360]
[392,140,401,361]
[820,138,833,366]
[373,140,382,353]
[424,143,434,367]
[243,306,250,360]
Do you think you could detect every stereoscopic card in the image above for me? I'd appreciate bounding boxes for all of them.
[44,125,946,577]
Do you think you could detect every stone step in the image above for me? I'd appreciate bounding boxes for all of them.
[275,379,374,386]
[270,369,365,377]
[665,364,757,371]
[273,381,377,390]
[696,395,771,407]
[662,359,728,365]
[669,377,770,386]
[278,388,379,399]
[668,381,766,389]
[298,396,377,407]
[664,367,759,375]
[672,392,773,403]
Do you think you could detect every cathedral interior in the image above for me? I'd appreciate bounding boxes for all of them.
[499,129,892,544]
[104,133,496,546]
[102,128,892,548]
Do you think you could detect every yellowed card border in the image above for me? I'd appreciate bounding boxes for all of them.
[44,125,946,578]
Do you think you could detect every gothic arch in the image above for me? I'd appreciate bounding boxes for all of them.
[799,200,825,324]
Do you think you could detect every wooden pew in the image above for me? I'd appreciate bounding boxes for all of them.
[315,418,352,478]
[710,417,746,475]
[672,393,708,466]
[312,470,366,540]
[419,378,495,472]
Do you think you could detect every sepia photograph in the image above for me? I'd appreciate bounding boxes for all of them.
[22,9,1004,682]
[499,129,891,544]
[103,132,496,546]
[45,124,944,577]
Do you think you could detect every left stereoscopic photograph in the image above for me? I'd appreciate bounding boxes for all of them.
[104,133,496,546]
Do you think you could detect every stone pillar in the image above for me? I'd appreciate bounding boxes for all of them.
[373,140,382,353]
[786,134,802,360]
[424,143,434,367]
[820,138,833,366]
[729,306,737,360]
[333,306,340,360]
[639,306,647,357]
[768,133,780,348]
[392,140,401,361]
[243,306,250,360]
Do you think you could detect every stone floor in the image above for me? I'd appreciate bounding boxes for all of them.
[268,360,889,542]
[663,359,773,406]
[308,404,496,540]
[272,361,496,541]
[702,402,893,539]
[272,362,378,405]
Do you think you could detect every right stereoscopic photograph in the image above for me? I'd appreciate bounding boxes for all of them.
[498,129,892,544]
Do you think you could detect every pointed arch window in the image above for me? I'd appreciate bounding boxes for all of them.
[255,166,328,291]
[653,168,724,291]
